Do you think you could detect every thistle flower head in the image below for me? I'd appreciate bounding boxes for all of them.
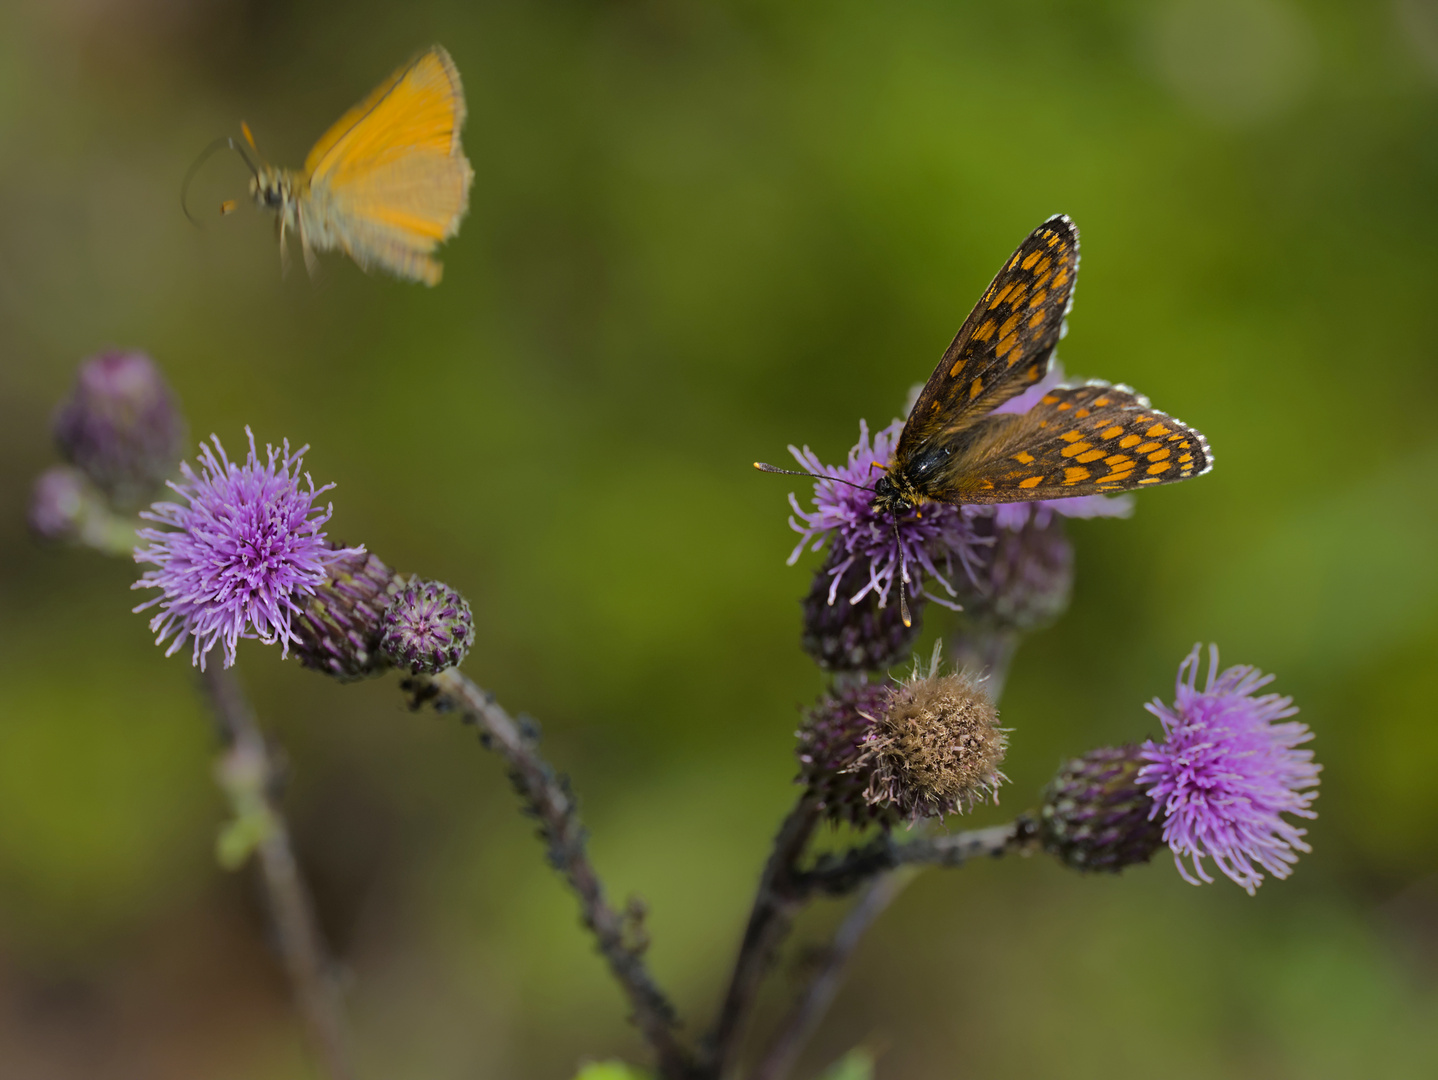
[796,681,900,828]
[380,577,475,675]
[785,420,982,612]
[801,547,924,672]
[1137,645,1320,894]
[859,643,1007,820]
[53,350,185,506]
[957,506,1075,633]
[1039,745,1165,873]
[132,429,358,670]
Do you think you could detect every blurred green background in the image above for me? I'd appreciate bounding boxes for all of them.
[3,0,1438,1076]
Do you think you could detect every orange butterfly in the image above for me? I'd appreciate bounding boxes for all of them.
[191,46,473,285]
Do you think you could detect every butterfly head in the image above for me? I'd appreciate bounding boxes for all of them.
[250,166,299,223]
[870,469,924,519]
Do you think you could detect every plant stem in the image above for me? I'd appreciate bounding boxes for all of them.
[797,818,1037,899]
[201,666,355,1080]
[417,667,696,1079]
[752,869,916,1080]
[704,795,821,1080]
[738,818,1034,1080]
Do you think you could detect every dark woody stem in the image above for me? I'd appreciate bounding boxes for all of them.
[796,817,1038,899]
[705,816,1035,1078]
[413,667,696,1080]
[752,870,916,1080]
[704,796,821,1079]
[201,667,355,1080]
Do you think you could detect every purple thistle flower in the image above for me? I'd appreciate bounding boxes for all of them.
[53,350,185,507]
[1137,645,1320,894]
[132,429,359,670]
[786,420,982,611]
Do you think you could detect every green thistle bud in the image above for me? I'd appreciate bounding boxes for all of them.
[380,577,475,675]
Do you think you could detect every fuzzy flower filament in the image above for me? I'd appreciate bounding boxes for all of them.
[786,420,980,612]
[1137,645,1320,894]
[133,429,358,669]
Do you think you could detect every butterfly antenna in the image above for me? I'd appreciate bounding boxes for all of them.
[181,135,260,226]
[753,461,875,493]
[892,510,912,628]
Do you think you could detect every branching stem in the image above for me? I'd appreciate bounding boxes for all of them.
[201,666,355,1080]
[415,668,697,1079]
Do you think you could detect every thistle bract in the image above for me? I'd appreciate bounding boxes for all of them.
[1040,745,1165,873]
[292,548,401,681]
[380,577,475,675]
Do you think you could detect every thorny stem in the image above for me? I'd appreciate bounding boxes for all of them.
[704,795,821,1080]
[752,870,917,1080]
[413,667,696,1080]
[201,666,355,1080]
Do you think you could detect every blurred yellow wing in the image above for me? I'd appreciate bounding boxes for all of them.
[303,46,474,284]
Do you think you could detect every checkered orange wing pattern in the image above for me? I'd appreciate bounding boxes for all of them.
[925,383,1212,504]
[898,216,1079,463]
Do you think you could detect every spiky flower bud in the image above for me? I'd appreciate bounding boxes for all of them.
[1039,745,1164,873]
[859,645,1007,820]
[802,549,925,672]
[53,350,185,507]
[291,548,402,681]
[796,681,901,828]
[380,577,474,675]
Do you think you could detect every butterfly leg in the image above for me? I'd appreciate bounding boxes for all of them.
[302,240,321,282]
[277,217,291,279]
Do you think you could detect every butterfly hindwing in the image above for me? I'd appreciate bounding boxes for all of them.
[919,382,1212,504]
[898,216,1080,463]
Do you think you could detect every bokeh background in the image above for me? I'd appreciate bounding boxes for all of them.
[3,1,1438,1077]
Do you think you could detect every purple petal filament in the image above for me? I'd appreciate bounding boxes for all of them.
[132,429,358,670]
[1138,645,1320,894]
[786,420,981,611]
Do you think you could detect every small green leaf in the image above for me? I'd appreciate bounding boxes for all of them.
[214,802,275,870]
[820,1048,875,1080]
[572,1061,650,1080]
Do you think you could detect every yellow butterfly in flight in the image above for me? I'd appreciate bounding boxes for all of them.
[190,46,473,285]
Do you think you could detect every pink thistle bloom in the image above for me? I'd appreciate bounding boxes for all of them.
[132,429,359,670]
[1138,645,1321,894]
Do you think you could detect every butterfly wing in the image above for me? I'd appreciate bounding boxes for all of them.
[915,382,1212,504]
[303,46,473,284]
[898,216,1079,466]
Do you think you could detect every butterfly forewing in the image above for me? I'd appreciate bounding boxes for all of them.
[305,47,466,182]
[924,383,1212,504]
[303,46,473,284]
[898,215,1080,465]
